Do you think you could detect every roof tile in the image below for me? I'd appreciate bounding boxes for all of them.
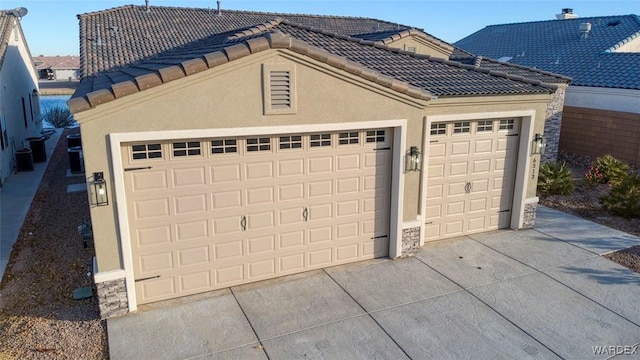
[110,80,139,98]
[203,51,228,68]
[181,58,208,75]
[246,37,270,53]
[455,15,639,89]
[69,8,558,113]
[223,43,251,61]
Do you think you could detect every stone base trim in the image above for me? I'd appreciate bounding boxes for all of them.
[95,277,129,319]
[523,200,538,229]
[401,226,421,256]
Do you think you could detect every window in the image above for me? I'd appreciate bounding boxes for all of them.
[211,139,238,154]
[310,133,331,147]
[338,131,359,145]
[366,130,385,143]
[132,143,162,160]
[247,137,271,152]
[263,63,297,115]
[477,120,493,132]
[499,119,515,130]
[279,135,302,150]
[172,141,201,157]
[30,91,40,123]
[0,108,6,150]
[453,122,471,134]
[430,123,446,135]
[22,98,28,129]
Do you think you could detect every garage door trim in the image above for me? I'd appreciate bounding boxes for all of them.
[109,119,407,311]
[420,110,537,247]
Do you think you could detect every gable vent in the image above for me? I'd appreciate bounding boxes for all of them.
[269,70,291,110]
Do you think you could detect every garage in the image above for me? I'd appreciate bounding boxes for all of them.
[122,129,393,304]
[424,118,520,241]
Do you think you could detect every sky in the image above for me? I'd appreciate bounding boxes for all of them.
[4,0,640,56]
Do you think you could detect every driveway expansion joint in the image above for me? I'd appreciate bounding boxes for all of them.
[321,268,413,359]
[413,254,563,359]
[229,287,270,360]
[469,236,640,329]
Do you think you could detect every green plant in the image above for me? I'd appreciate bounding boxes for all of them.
[600,173,640,219]
[44,106,74,128]
[585,154,629,185]
[538,161,575,196]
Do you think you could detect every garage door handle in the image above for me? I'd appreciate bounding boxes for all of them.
[303,207,308,222]
[465,182,472,194]
[241,216,247,231]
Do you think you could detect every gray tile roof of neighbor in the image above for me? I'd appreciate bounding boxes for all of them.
[450,54,572,84]
[69,17,557,114]
[455,15,640,90]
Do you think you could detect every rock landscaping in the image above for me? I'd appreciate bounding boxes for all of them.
[0,129,108,359]
[539,152,640,272]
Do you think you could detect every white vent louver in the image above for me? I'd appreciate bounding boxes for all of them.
[269,70,291,110]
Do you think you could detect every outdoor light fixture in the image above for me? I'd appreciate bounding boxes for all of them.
[93,172,109,206]
[405,146,422,172]
[532,133,546,155]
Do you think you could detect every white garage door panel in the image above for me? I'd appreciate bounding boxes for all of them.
[123,129,392,304]
[424,119,519,241]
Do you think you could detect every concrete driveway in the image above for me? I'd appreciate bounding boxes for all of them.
[108,206,640,359]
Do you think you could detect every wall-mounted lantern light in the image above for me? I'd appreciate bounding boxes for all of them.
[405,146,422,172]
[92,172,109,206]
[532,133,546,155]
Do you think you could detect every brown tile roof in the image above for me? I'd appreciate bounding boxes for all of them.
[33,55,80,70]
[69,20,556,114]
[78,5,415,77]
[354,28,454,53]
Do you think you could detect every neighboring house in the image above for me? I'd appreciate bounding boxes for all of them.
[71,5,557,318]
[0,9,41,187]
[455,10,640,165]
[33,55,80,81]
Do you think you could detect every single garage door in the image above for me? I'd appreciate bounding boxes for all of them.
[424,119,520,241]
[122,129,392,304]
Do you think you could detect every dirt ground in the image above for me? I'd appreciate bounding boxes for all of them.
[539,152,640,273]
[0,129,108,359]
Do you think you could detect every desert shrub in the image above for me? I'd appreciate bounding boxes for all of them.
[538,161,575,195]
[600,174,640,219]
[585,154,629,185]
[44,106,74,128]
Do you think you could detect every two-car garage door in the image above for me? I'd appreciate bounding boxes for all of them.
[122,129,392,304]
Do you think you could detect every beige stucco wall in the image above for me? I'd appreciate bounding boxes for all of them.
[75,49,552,272]
[386,35,452,58]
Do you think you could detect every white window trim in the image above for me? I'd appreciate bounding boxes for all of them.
[108,119,407,312]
